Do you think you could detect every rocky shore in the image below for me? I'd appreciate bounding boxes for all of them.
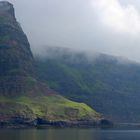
[0,118,113,129]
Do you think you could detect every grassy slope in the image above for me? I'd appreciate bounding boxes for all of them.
[0,95,100,122]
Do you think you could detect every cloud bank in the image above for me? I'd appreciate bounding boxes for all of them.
[1,0,140,62]
[92,0,140,34]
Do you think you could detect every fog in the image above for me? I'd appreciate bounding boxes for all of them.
[2,0,140,62]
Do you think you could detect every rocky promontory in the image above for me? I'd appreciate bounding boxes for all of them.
[0,1,112,128]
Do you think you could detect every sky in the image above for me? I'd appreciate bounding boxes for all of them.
[2,0,140,62]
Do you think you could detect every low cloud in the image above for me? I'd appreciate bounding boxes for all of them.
[92,0,140,34]
[1,0,140,62]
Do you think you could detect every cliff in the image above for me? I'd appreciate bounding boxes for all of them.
[0,1,106,127]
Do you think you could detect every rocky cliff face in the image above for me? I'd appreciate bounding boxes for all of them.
[0,1,35,96]
[0,1,15,17]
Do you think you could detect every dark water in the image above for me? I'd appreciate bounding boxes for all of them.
[1,128,140,140]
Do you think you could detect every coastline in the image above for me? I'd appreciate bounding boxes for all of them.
[0,119,113,129]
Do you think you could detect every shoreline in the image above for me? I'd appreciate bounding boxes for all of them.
[0,119,113,129]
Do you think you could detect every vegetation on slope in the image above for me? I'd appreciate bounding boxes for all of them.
[35,47,140,123]
[0,95,100,123]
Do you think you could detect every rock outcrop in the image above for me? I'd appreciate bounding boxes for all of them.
[0,1,15,17]
[0,1,34,96]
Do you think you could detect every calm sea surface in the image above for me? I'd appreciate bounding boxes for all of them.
[1,128,140,140]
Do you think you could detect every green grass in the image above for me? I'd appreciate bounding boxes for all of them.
[0,95,100,122]
[58,64,88,87]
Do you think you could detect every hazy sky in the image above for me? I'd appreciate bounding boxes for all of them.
[2,0,140,61]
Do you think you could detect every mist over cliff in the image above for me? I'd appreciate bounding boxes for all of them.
[2,0,140,62]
